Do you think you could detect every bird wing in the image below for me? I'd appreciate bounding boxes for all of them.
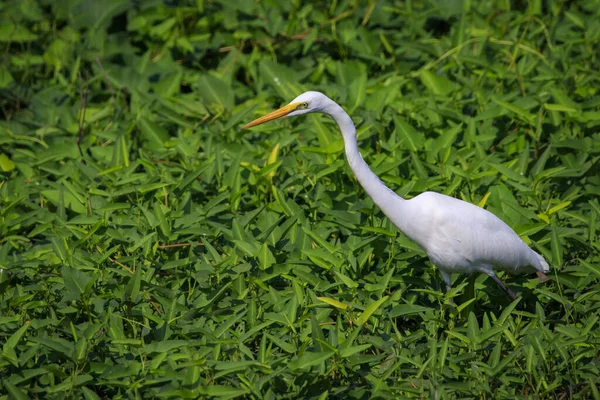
[402,192,545,274]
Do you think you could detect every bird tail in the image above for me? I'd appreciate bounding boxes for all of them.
[533,251,550,273]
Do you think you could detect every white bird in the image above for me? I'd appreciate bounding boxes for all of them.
[243,91,550,299]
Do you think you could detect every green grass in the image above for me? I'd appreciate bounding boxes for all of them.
[1,0,600,398]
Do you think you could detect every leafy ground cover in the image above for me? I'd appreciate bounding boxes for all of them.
[1,0,600,398]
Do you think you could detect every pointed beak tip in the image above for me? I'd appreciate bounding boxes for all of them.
[241,121,258,130]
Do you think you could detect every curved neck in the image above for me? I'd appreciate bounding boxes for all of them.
[324,101,405,212]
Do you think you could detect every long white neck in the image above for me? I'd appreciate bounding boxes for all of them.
[324,101,407,220]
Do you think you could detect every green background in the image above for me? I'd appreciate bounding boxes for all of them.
[1,0,599,398]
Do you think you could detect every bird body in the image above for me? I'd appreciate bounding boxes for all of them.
[397,191,548,276]
[243,91,549,298]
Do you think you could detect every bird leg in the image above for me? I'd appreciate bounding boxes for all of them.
[440,270,452,294]
[439,270,458,305]
[536,271,550,284]
[488,273,517,300]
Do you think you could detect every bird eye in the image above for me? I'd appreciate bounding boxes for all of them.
[297,102,309,110]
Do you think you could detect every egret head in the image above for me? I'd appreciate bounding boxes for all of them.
[242,91,333,129]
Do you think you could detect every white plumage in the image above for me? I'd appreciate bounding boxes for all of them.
[243,91,550,298]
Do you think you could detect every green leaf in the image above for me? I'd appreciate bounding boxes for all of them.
[302,226,338,254]
[551,226,564,267]
[339,343,372,358]
[3,380,29,400]
[0,153,15,171]
[288,351,335,370]
[138,117,168,148]
[316,296,349,310]
[198,385,250,397]
[234,239,260,257]
[394,117,424,151]
[258,242,276,270]
[356,296,389,326]
[333,271,359,289]
[197,74,234,109]
[420,70,458,95]
[145,340,191,354]
[0,22,38,42]
[580,260,600,279]
[259,60,303,98]
[154,203,171,238]
[388,304,430,317]
[123,266,142,302]
[128,232,156,253]
[492,98,535,124]
[214,310,247,338]
[336,61,367,113]
[543,103,578,113]
[62,266,93,301]
[488,162,528,183]
[42,189,86,214]
[467,311,480,343]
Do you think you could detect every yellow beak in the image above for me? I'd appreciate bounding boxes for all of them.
[242,103,301,129]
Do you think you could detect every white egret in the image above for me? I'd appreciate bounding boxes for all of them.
[243,91,549,299]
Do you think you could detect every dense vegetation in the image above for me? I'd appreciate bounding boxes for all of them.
[1,0,599,398]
